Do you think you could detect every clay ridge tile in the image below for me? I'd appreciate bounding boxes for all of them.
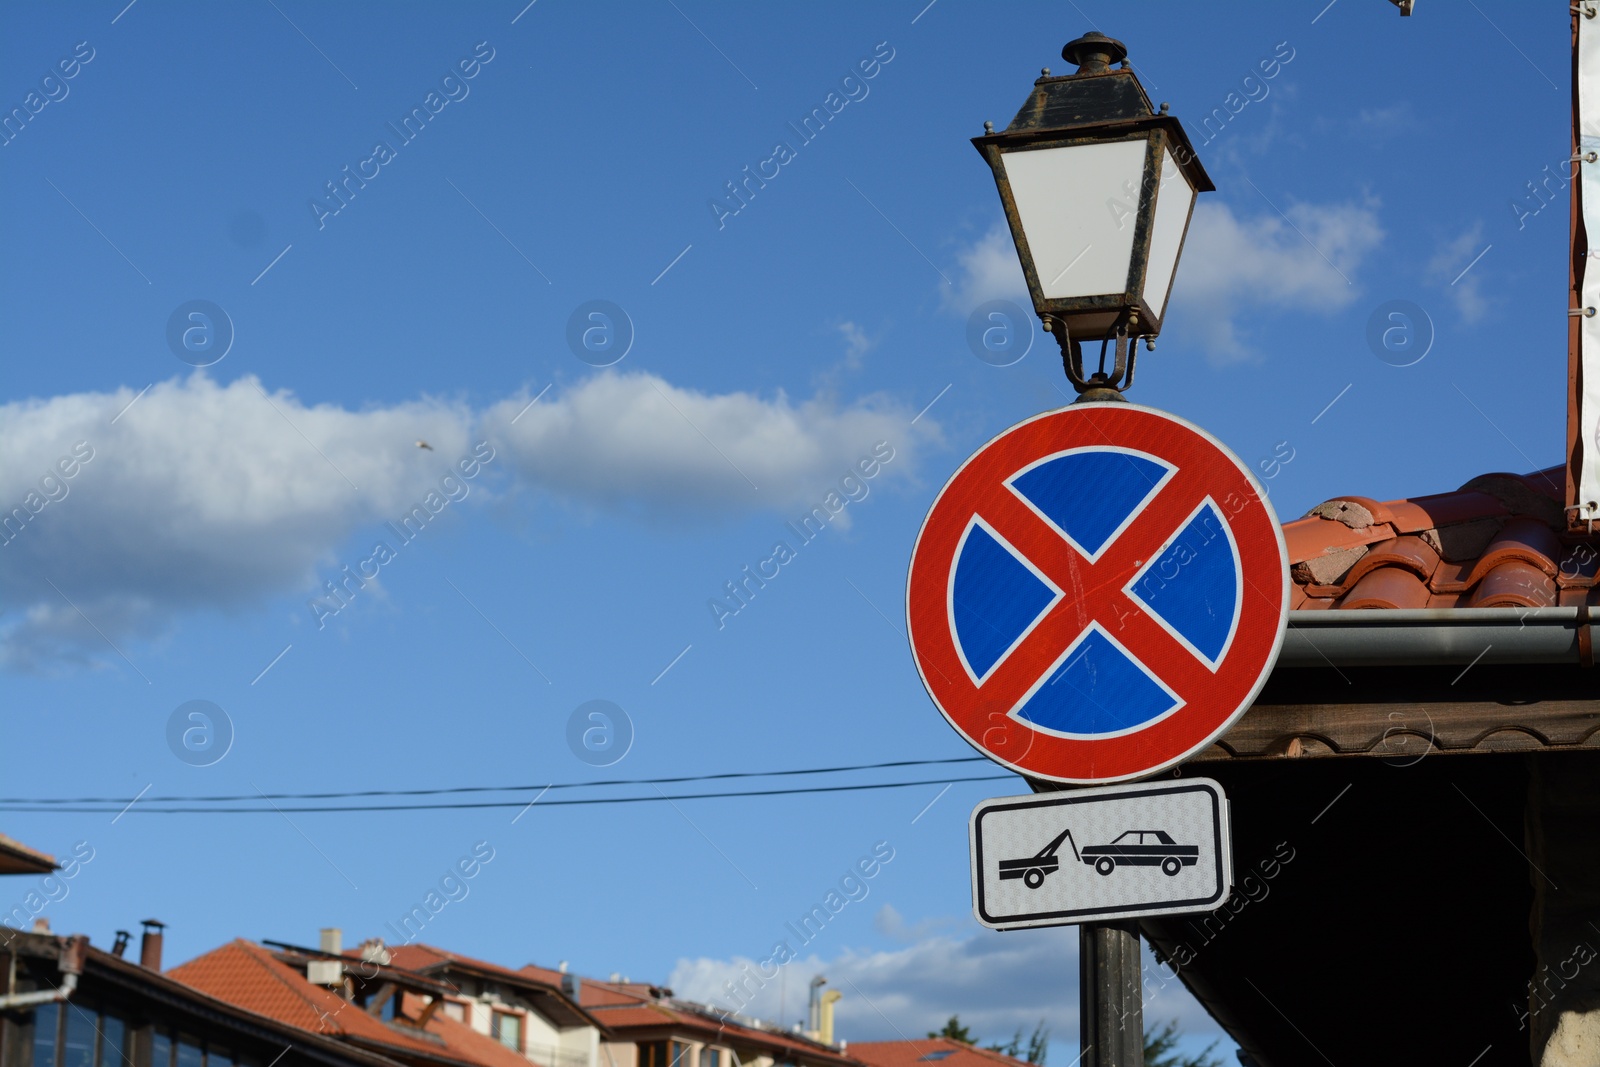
[1306,497,1393,529]
[1383,490,1509,533]
[1283,515,1392,566]
[1465,517,1565,585]
[1338,535,1441,588]
[1459,473,1565,528]
[1338,566,1432,610]
[1468,559,1559,609]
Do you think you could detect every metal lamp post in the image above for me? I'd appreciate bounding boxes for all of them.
[973,31,1213,401]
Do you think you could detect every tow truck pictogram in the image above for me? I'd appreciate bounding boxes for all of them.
[999,828,1198,888]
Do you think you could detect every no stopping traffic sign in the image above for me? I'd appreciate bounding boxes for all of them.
[907,403,1289,783]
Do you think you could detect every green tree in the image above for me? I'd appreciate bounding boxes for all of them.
[1143,1019,1222,1067]
[987,1021,1049,1065]
[929,1017,975,1044]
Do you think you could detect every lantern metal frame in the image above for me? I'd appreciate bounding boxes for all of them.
[971,32,1214,398]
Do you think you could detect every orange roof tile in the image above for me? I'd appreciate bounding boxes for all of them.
[850,1039,1034,1067]
[169,940,524,1067]
[1287,466,1599,610]
[388,944,561,994]
[584,999,857,1066]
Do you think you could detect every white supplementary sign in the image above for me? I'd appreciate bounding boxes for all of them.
[969,779,1232,930]
[1579,12,1600,521]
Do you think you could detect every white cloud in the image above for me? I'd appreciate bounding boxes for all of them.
[666,910,1227,1061]
[0,372,932,669]
[483,372,925,519]
[1167,198,1384,364]
[944,225,1028,313]
[944,199,1383,366]
[1427,224,1491,323]
[837,322,873,370]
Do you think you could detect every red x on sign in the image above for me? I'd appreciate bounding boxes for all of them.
[907,403,1289,783]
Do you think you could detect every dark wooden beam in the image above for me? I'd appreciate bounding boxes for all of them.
[1192,665,1600,762]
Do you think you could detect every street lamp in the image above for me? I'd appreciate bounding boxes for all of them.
[973,31,1213,400]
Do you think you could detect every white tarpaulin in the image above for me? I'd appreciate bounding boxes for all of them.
[1578,13,1600,521]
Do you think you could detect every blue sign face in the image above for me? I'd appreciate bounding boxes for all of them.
[947,446,1243,739]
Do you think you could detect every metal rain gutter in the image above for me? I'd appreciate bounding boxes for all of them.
[0,935,87,1010]
[1278,607,1594,668]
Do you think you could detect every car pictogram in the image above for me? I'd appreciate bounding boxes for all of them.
[999,827,1198,887]
[1081,829,1197,877]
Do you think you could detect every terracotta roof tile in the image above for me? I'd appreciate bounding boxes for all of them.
[169,940,516,1067]
[1306,496,1394,529]
[1466,518,1565,583]
[850,1039,1033,1067]
[1340,535,1440,588]
[1385,491,1509,533]
[1468,559,1559,608]
[1283,519,1388,567]
[1286,466,1598,612]
[1340,566,1432,610]
[389,944,563,996]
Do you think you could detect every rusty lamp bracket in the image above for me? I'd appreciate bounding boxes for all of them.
[1047,311,1148,404]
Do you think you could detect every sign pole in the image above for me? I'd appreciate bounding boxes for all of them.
[1078,921,1143,1067]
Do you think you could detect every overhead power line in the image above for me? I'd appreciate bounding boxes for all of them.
[0,755,993,807]
[0,774,1016,816]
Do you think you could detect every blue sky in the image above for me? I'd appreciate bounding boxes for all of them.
[0,0,1573,1061]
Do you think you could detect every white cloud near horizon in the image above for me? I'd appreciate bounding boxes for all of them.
[0,372,933,670]
[947,197,1384,366]
[666,908,1225,1064]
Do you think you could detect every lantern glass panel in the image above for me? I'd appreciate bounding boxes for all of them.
[1141,147,1196,318]
[999,139,1148,300]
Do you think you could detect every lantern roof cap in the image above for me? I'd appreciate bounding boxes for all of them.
[1061,32,1127,74]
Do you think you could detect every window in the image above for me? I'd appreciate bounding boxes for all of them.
[441,1001,465,1022]
[151,1031,172,1067]
[703,1049,722,1067]
[100,1015,127,1067]
[62,1005,96,1067]
[32,1003,60,1067]
[669,1043,692,1067]
[209,1049,234,1067]
[491,1012,522,1052]
[175,1036,203,1067]
[637,1042,670,1067]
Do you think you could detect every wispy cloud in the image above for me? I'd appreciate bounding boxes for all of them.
[1427,223,1492,324]
[0,372,935,669]
[1167,197,1385,364]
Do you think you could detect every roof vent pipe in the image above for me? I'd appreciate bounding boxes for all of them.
[139,919,165,971]
[807,975,826,1037]
[111,931,130,958]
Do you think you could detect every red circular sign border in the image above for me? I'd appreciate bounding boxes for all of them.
[906,403,1290,784]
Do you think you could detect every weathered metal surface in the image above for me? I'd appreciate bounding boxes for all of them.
[1079,922,1144,1067]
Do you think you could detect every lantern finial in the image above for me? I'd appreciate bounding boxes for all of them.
[1061,32,1127,75]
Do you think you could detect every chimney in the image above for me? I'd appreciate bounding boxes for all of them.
[818,989,842,1046]
[320,928,342,955]
[140,919,166,971]
[111,931,131,958]
[806,975,826,1037]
